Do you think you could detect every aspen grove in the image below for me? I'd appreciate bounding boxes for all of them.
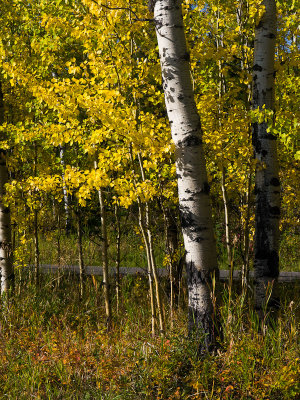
[0,0,299,396]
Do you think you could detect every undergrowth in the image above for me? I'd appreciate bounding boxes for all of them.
[20,227,300,271]
[0,272,299,399]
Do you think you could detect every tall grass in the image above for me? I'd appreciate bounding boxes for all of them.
[21,228,299,272]
[28,230,165,271]
[0,270,299,399]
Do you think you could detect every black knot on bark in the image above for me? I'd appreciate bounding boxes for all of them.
[265,33,276,39]
[267,251,279,277]
[180,52,190,62]
[253,64,263,71]
[180,208,195,229]
[270,177,280,187]
[202,182,210,194]
[178,134,202,147]
[252,122,261,153]
[269,206,280,216]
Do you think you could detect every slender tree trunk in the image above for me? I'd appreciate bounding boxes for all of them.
[146,206,164,334]
[56,211,62,288]
[129,146,156,335]
[252,0,280,318]
[216,24,232,273]
[139,203,156,336]
[59,145,71,234]
[33,209,40,284]
[161,201,179,326]
[242,164,253,288]
[57,212,62,268]
[33,144,40,285]
[137,153,164,334]
[236,0,255,289]
[151,0,218,349]
[221,168,232,272]
[98,187,112,328]
[0,82,13,295]
[76,208,85,298]
[0,153,13,295]
[94,159,112,328]
[114,203,121,313]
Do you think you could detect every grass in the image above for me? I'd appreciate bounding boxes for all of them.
[28,230,165,270]
[0,271,299,399]
[21,226,300,272]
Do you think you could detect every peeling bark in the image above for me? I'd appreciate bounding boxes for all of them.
[252,0,280,317]
[152,0,218,349]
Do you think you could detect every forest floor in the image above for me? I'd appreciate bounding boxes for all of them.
[0,272,299,399]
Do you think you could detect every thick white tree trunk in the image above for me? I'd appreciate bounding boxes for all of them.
[0,82,13,294]
[252,0,280,315]
[152,0,218,346]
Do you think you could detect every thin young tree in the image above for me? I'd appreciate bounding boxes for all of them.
[76,206,85,298]
[94,159,112,329]
[114,203,121,313]
[150,0,218,349]
[0,82,13,294]
[128,145,157,336]
[33,143,40,285]
[252,0,280,318]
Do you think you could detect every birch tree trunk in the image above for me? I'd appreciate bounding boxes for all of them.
[151,0,218,348]
[33,209,40,285]
[137,201,156,336]
[0,82,13,295]
[114,203,121,313]
[76,207,85,298]
[128,146,156,336]
[221,168,232,272]
[93,159,112,328]
[0,152,13,295]
[161,201,179,325]
[137,152,164,334]
[252,0,280,316]
[97,186,112,329]
[33,144,40,285]
[59,145,71,234]
[242,163,253,289]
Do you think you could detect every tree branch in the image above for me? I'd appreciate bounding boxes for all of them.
[90,0,154,22]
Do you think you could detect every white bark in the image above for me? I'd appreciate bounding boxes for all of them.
[94,160,112,328]
[128,146,156,336]
[252,0,280,314]
[137,153,164,334]
[114,203,121,313]
[0,153,13,294]
[76,209,85,298]
[0,82,13,294]
[153,0,218,345]
[59,145,71,234]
